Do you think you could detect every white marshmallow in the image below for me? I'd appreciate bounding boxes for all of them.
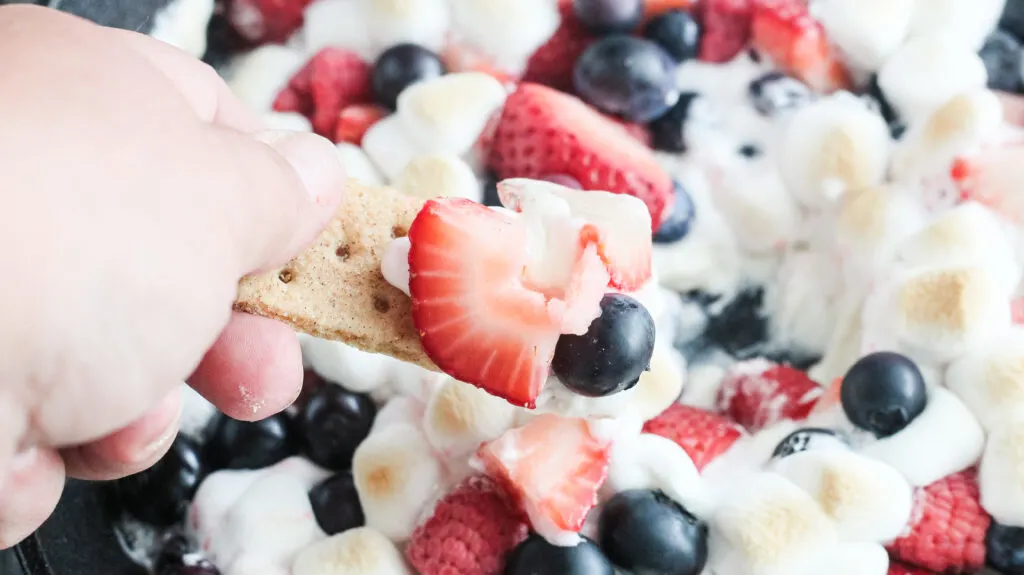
[447,0,560,74]
[262,112,313,132]
[300,337,393,393]
[352,423,444,541]
[680,364,727,411]
[149,0,215,59]
[292,527,411,575]
[336,142,386,186]
[190,467,265,536]
[907,0,1007,52]
[381,237,412,297]
[371,396,425,434]
[702,422,798,500]
[811,0,915,72]
[362,115,427,180]
[302,0,373,58]
[768,247,842,355]
[394,154,481,201]
[799,542,889,575]
[980,411,1024,526]
[226,45,306,113]
[834,185,928,282]
[629,344,687,422]
[422,377,517,459]
[807,289,867,387]
[859,387,985,486]
[604,433,710,516]
[712,161,802,254]
[709,472,838,575]
[947,327,1024,431]
[778,92,891,209]
[361,0,449,54]
[397,72,508,156]
[877,34,988,124]
[771,449,913,543]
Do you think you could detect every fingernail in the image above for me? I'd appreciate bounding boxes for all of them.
[255,131,347,205]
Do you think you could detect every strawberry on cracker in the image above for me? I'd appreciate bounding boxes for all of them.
[642,404,745,471]
[717,360,824,432]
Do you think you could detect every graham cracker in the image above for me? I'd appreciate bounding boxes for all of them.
[233,181,437,371]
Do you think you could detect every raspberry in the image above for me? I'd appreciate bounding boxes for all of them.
[273,48,372,138]
[643,404,745,471]
[699,0,754,63]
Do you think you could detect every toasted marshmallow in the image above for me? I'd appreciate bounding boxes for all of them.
[448,0,560,73]
[362,115,426,181]
[336,142,386,186]
[226,45,306,112]
[877,35,988,124]
[353,423,444,541]
[604,433,709,516]
[907,0,1006,51]
[980,410,1024,526]
[397,73,508,156]
[422,377,517,458]
[292,527,410,575]
[812,0,915,72]
[858,387,984,486]
[778,93,891,209]
[371,396,426,434]
[300,337,393,393]
[394,154,481,201]
[799,542,890,575]
[709,472,838,575]
[361,0,449,54]
[947,328,1024,431]
[302,0,373,57]
[834,185,928,280]
[771,449,913,542]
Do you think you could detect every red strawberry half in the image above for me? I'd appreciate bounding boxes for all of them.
[643,404,745,471]
[273,48,372,138]
[476,414,612,537]
[408,198,608,407]
[750,0,852,92]
[886,469,991,573]
[488,83,674,226]
[700,0,755,63]
[522,3,597,92]
[227,0,314,44]
[716,360,823,432]
[406,476,529,575]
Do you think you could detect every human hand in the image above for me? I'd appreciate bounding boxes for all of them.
[0,5,346,547]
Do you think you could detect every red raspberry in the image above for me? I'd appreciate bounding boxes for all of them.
[643,404,745,471]
[273,48,372,138]
[334,104,388,146]
[522,3,597,92]
[717,360,823,432]
[699,0,755,63]
[227,0,314,44]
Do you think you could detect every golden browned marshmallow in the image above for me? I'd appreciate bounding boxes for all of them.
[422,376,517,458]
[394,155,481,201]
[292,527,411,575]
[947,328,1024,431]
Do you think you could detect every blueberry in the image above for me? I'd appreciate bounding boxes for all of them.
[598,489,708,575]
[573,0,643,35]
[1002,1,1024,43]
[154,535,221,575]
[702,287,769,359]
[505,534,614,575]
[748,72,812,117]
[481,172,501,206]
[987,521,1024,574]
[574,35,680,123]
[980,30,1024,93]
[642,10,701,62]
[297,384,377,470]
[204,413,296,471]
[115,435,205,526]
[653,180,696,244]
[552,294,656,397]
[372,43,446,110]
[308,471,364,535]
[738,143,761,158]
[649,92,699,153]
[772,428,846,459]
[841,352,927,438]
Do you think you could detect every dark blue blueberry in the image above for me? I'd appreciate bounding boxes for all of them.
[573,0,643,35]
[980,30,1024,93]
[481,172,502,206]
[204,413,296,471]
[155,535,221,575]
[772,428,846,459]
[702,287,769,359]
[987,521,1024,574]
[841,352,927,438]
[574,35,680,123]
[738,143,761,158]
[653,180,696,244]
[642,10,701,62]
[649,92,699,153]
[372,44,446,110]
[308,470,364,535]
[505,534,614,575]
[115,435,205,527]
[1003,0,1024,43]
[748,72,811,117]
[598,489,708,575]
[552,294,655,397]
[297,384,376,470]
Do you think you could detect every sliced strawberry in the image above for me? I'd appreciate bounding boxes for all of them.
[643,404,745,471]
[952,144,1024,224]
[488,83,675,226]
[699,0,755,63]
[750,0,852,92]
[522,3,597,92]
[498,179,652,291]
[716,360,824,432]
[273,48,372,138]
[476,414,612,535]
[408,198,606,407]
[610,117,654,147]
[333,104,388,145]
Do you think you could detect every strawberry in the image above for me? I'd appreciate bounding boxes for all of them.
[750,0,852,92]
[488,83,675,227]
[611,117,653,147]
[408,198,608,407]
[442,42,519,87]
[888,563,937,575]
[522,3,597,92]
[476,414,611,536]
[1013,297,1024,325]
[642,404,745,471]
[406,477,529,575]
[227,0,314,44]
[886,469,991,573]
[716,360,824,432]
[699,0,755,63]
[333,104,388,146]
[273,48,372,138]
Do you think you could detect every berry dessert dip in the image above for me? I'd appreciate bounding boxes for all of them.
[104,0,1024,574]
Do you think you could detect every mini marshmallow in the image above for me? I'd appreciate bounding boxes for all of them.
[422,376,517,459]
[226,45,306,112]
[877,34,988,125]
[362,114,427,181]
[292,527,411,575]
[381,237,412,297]
[811,0,915,72]
[778,92,891,209]
[336,142,386,186]
[628,344,687,422]
[149,0,215,58]
[300,337,393,393]
[397,72,508,157]
[768,248,842,355]
[190,468,264,535]
[859,386,985,486]
[702,422,798,498]
[947,328,1024,431]
[262,112,313,132]
[361,0,449,54]
[352,423,444,541]
[799,542,890,575]
[771,449,913,543]
[834,185,928,281]
[709,472,838,575]
[371,396,426,434]
[980,411,1024,526]
[680,364,727,411]
[302,0,373,57]
[604,433,709,516]
[394,154,481,202]
[712,161,802,254]
[907,0,1006,52]
[447,0,560,73]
